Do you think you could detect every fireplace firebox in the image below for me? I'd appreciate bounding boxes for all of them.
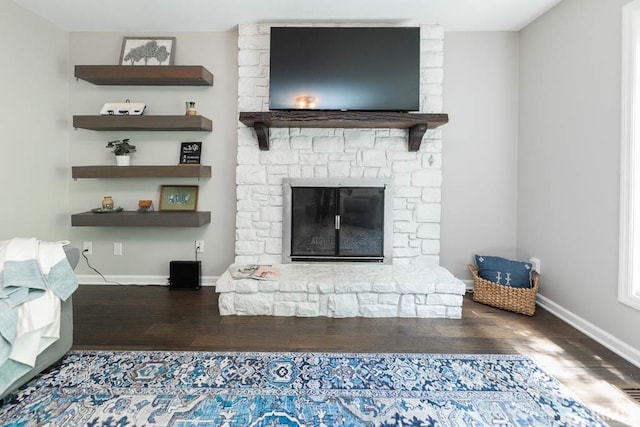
[283,178,393,263]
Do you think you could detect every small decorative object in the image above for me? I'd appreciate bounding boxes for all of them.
[102,196,114,210]
[159,185,199,212]
[185,101,197,116]
[179,142,202,164]
[295,95,316,109]
[106,138,136,166]
[100,100,146,116]
[91,207,124,213]
[137,200,154,213]
[119,37,176,66]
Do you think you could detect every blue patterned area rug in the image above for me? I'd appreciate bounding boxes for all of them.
[0,351,606,426]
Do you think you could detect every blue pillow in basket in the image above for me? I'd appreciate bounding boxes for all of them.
[475,255,533,288]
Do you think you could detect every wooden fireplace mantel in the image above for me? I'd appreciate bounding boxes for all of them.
[238,111,449,151]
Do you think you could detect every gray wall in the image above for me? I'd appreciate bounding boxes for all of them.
[441,32,520,279]
[68,33,238,279]
[4,0,640,361]
[518,0,640,351]
[0,1,69,241]
[67,30,520,281]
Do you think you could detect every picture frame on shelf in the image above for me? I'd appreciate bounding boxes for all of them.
[159,185,198,212]
[179,142,202,164]
[119,37,176,66]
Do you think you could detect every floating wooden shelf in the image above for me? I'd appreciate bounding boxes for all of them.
[72,165,212,179]
[71,211,211,227]
[73,115,212,131]
[239,111,449,151]
[71,64,213,228]
[74,65,214,86]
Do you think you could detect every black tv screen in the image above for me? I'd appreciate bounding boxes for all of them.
[269,27,420,111]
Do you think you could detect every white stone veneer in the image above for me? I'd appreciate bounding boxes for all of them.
[236,23,445,266]
[217,263,466,318]
[225,23,461,318]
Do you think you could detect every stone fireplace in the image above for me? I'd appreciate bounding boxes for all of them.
[215,22,465,318]
[235,23,444,267]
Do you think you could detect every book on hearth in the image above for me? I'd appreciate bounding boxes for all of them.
[229,264,279,280]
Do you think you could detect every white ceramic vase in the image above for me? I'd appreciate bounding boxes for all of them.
[116,155,130,166]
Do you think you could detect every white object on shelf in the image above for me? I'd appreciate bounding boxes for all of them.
[115,155,130,166]
[100,102,146,115]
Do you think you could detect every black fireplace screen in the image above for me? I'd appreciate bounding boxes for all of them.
[290,187,384,260]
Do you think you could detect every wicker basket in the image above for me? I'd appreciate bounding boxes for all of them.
[468,264,539,316]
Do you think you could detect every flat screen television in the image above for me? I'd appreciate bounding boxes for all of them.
[269,27,420,112]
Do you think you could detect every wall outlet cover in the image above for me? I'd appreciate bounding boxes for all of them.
[529,257,541,274]
[83,241,92,255]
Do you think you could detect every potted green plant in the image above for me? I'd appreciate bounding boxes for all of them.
[106,138,136,166]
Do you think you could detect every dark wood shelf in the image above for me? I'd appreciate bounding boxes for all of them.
[71,65,213,228]
[71,211,211,227]
[74,65,214,86]
[73,115,212,131]
[72,165,212,179]
[239,111,449,151]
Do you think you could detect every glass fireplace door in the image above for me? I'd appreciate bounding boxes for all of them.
[290,187,384,260]
[337,188,384,258]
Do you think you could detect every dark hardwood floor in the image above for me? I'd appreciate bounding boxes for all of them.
[72,285,640,426]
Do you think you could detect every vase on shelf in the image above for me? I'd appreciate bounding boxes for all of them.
[102,196,114,210]
[115,155,130,166]
[185,101,197,116]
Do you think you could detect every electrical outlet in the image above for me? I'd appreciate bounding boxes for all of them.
[195,240,205,253]
[83,241,92,255]
[114,242,122,256]
[529,257,541,274]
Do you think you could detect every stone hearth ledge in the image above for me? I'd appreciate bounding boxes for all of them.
[215,263,465,318]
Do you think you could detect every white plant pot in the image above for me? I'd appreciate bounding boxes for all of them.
[116,155,130,166]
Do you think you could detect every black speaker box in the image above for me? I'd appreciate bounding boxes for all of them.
[169,261,201,290]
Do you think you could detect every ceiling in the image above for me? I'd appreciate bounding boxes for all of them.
[11,0,563,32]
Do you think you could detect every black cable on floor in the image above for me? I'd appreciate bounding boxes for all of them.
[81,250,123,285]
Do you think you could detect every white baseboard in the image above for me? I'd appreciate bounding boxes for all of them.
[536,293,640,369]
[75,274,219,287]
